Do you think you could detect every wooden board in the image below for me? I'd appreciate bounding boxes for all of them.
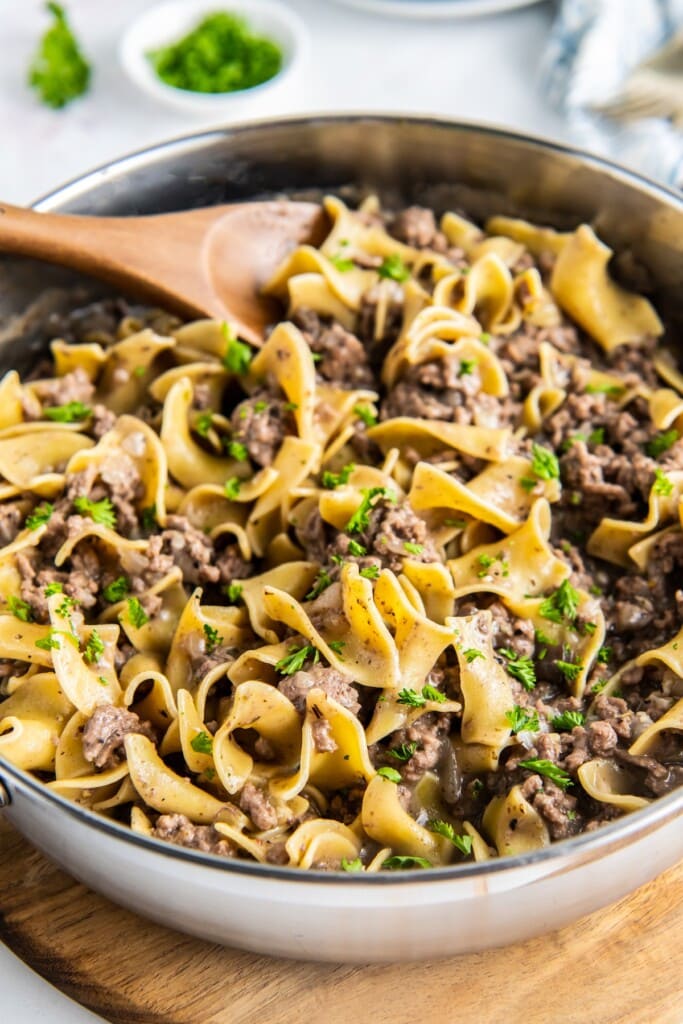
[1,817,681,1024]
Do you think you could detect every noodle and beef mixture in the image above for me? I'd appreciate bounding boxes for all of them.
[0,197,681,872]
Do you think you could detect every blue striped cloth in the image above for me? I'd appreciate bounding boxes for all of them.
[541,0,683,187]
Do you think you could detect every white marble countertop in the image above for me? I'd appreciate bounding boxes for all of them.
[0,1,563,1021]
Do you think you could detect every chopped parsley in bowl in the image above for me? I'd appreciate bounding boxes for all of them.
[147,13,283,94]
[119,0,307,112]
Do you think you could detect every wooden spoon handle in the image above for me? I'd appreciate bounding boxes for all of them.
[0,201,223,317]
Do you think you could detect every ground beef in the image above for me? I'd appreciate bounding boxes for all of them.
[359,498,439,573]
[90,404,117,439]
[520,774,581,840]
[239,782,279,830]
[358,280,404,351]
[383,712,452,783]
[390,206,439,248]
[81,704,155,770]
[311,718,337,753]
[294,309,374,389]
[229,391,292,467]
[16,547,97,622]
[0,503,25,545]
[278,664,361,716]
[152,814,236,856]
[381,355,512,428]
[215,543,253,584]
[32,367,94,408]
[148,515,219,586]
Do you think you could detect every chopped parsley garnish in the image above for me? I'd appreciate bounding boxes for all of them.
[275,643,319,675]
[422,683,446,703]
[345,486,395,533]
[311,352,323,364]
[195,412,213,437]
[499,648,536,690]
[330,253,355,272]
[378,253,410,282]
[321,463,355,489]
[458,358,477,377]
[141,504,157,531]
[83,629,105,665]
[463,648,484,663]
[328,640,346,656]
[7,595,33,622]
[224,582,243,604]
[530,442,560,481]
[102,576,130,603]
[98,675,109,686]
[133,366,146,378]
[359,565,380,580]
[35,631,61,651]
[534,628,553,646]
[520,476,538,493]
[387,741,419,762]
[44,581,63,596]
[43,400,91,422]
[397,687,426,707]
[29,2,91,109]
[224,477,241,500]
[652,467,674,497]
[226,439,249,461]
[539,579,579,625]
[56,594,78,617]
[588,427,605,445]
[190,730,213,755]
[561,433,587,452]
[428,820,473,856]
[382,855,432,870]
[126,597,149,629]
[403,541,424,555]
[305,568,333,601]
[25,501,54,531]
[341,857,363,872]
[73,495,117,529]
[444,517,468,529]
[518,758,573,790]
[221,325,252,374]
[555,658,582,682]
[377,766,402,782]
[252,400,268,414]
[551,710,585,731]
[596,646,612,664]
[585,382,624,397]
[589,584,603,597]
[646,429,678,458]
[592,679,608,694]
[505,705,540,733]
[348,539,367,557]
[580,621,597,636]
[203,623,223,654]
[353,404,378,428]
[479,332,491,344]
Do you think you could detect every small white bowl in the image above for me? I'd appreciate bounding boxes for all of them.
[119,0,308,114]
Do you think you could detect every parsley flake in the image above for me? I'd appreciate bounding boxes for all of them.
[141,504,157,531]
[275,643,319,675]
[429,820,473,855]
[377,766,402,782]
[321,463,355,489]
[73,495,117,529]
[330,253,355,272]
[647,429,678,458]
[458,358,477,377]
[44,400,91,422]
[195,412,213,437]
[505,705,540,733]
[8,595,33,622]
[378,253,410,282]
[499,648,536,690]
[345,486,396,533]
[44,581,63,597]
[341,857,363,872]
[555,658,582,682]
[539,579,579,625]
[382,855,432,870]
[551,710,585,731]
[348,539,367,557]
[35,631,61,651]
[387,741,419,762]
[191,730,213,755]
[126,597,149,629]
[224,477,241,500]
[463,648,484,663]
[404,541,424,555]
[221,324,252,374]
[305,568,333,601]
[226,440,249,462]
[102,576,130,603]
[25,502,54,531]
[359,565,380,580]
[652,468,674,497]
[224,582,243,604]
[518,758,573,790]
[83,629,105,665]
[353,404,378,428]
[203,623,223,654]
[596,646,612,664]
[530,442,560,481]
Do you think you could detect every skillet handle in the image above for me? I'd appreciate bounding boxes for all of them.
[0,777,10,809]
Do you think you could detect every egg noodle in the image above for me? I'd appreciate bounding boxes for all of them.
[0,196,681,872]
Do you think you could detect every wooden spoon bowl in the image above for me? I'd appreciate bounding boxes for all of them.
[0,199,328,345]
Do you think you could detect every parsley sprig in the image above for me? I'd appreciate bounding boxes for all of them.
[551,710,585,731]
[345,487,396,533]
[29,2,91,109]
[505,705,540,733]
[25,502,54,531]
[43,400,91,422]
[275,643,319,675]
[518,758,573,790]
[428,820,473,856]
[539,579,579,625]
[499,648,536,691]
[73,495,117,529]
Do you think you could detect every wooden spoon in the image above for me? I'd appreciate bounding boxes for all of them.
[0,200,328,346]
